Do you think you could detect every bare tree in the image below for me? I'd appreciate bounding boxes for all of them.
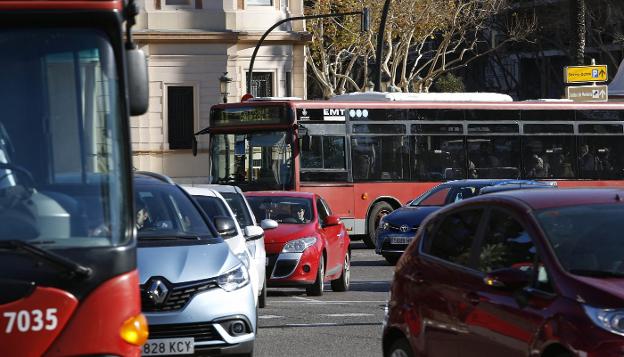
[305,0,535,96]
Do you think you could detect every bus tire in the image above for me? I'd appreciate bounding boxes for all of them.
[365,202,393,249]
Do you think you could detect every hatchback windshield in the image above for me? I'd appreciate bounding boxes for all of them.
[220,192,255,228]
[247,196,313,224]
[536,204,624,277]
[0,28,128,248]
[135,184,214,239]
[210,132,293,190]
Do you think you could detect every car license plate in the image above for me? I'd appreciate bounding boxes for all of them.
[390,236,411,245]
[143,338,194,356]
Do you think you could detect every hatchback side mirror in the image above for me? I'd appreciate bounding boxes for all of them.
[213,216,237,238]
[324,215,341,226]
[483,267,531,290]
[244,225,264,241]
[260,219,278,230]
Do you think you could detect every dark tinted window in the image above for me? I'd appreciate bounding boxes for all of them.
[577,137,624,179]
[521,110,574,121]
[220,192,255,227]
[351,136,409,181]
[246,196,313,224]
[317,197,329,222]
[477,209,535,273]
[426,209,483,266]
[578,123,623,134]
[411,123,463,134]
[467,137,520,179]
[413,136,465,181]
[523,136,576,179]
[523,124,574,134]
[194,196,230,220]
[465,110,520,121]
[467,124,519,134]
[411,187,451,206]
[408,109,463,121]
[300,135,346,169]
[352,124,405,134]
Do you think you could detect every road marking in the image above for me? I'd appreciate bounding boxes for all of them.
[259,315,284,319]
[321,313,375,317]
[271,300,386,304]
[260,322,383,329]
[292,296,322,303]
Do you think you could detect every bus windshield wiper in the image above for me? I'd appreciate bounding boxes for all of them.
[0,240,92,279]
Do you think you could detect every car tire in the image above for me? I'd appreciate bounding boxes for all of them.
[258,275,267,308]
[387,337,413,357]
[306,255,324,296]
[383,254,400,265]
[365,202,394,249]
[331,252,350,292]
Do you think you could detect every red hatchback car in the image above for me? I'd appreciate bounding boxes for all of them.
[245,191,350,296]
[384,188,624,357]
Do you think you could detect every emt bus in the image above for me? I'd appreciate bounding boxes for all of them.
[197,92,624,248]
[0,0,149,356]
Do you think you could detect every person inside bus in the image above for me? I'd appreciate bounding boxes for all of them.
[475,142,499,168]
[527,154,548,178]
[578,144,597,171]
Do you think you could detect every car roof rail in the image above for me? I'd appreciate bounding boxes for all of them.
[135,171,176,185]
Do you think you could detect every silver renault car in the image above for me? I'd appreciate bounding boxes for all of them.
[134,172,256,357]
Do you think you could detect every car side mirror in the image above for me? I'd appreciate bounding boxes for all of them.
[324,215,341,226]
[483,267,531,290]
[244,225,264,241]
[260,219,278,230]
[213,216,237,238]
[126,47,149,116]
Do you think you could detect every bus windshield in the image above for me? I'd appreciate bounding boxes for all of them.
[0,28,128,248]
[210,131,294,190]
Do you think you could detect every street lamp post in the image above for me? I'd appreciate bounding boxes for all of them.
[247,9,370,96]
[374,0,392,92]
[219,72,232,103]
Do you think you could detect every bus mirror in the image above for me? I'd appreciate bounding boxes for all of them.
[192,136,198,156]
[126,48,149,116]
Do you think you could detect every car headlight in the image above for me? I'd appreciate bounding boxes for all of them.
[217,264,250,292]
[246,241,257,258]
[583,305,624,336]
[281,237,317,253]
[379,217,389,231]
[236,251,251,269]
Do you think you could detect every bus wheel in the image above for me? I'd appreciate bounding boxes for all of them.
[365,202,393,249]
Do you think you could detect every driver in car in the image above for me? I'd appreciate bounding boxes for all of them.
[294,205,309,224]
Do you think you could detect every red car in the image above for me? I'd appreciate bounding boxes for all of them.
[245,191,350,296]
[384,188,624,357]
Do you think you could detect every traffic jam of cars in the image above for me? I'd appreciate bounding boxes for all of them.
[83,171,623,356]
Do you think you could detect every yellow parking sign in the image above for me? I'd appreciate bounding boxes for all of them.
[564,65,608,83]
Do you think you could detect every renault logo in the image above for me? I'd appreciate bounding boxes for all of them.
[399,225,410,233]
[146,278,169,305]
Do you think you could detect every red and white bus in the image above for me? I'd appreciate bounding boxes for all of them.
[0,0,149,355]
[196,92,624,247]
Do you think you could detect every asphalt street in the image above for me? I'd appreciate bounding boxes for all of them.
[255,242,395,357]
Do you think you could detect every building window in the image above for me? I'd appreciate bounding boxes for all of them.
[162,0,196,9]
[247,0,272,5]
[247,72,273,97]
[167,86,194,150]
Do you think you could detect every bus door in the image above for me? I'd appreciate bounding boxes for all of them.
[298,122,354,232]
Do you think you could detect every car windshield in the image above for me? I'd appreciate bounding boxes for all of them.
[210,131,294,190]
[135,184,214,239]
[410,186,479,207]
[220,191,255,227]
[247,196,313,224]
[0,28,128,248]
[536,204,624,277]
[193,196,231,220]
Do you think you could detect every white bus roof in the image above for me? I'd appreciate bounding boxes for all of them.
[329,92,514,102]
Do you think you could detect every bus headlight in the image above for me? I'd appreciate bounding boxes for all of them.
[120,313,149,346]
[217,264,250,292]
[282,237,317,253]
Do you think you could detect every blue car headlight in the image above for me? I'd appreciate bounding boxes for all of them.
[282,237,317,253]
[583,305,624,337]
[379,217,389,231]
[217,264,250,292]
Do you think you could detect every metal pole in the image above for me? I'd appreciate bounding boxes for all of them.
[247,11,364,95]
[374,0,392,92]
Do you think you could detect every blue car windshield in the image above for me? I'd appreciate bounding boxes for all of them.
[536,204,624,277]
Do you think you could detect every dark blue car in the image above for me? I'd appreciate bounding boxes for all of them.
[375,179,556,264]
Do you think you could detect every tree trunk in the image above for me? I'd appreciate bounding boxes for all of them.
[571,0,586,65]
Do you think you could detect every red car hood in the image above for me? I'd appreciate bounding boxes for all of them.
[265,223,317,245]
[575,276,624,301]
